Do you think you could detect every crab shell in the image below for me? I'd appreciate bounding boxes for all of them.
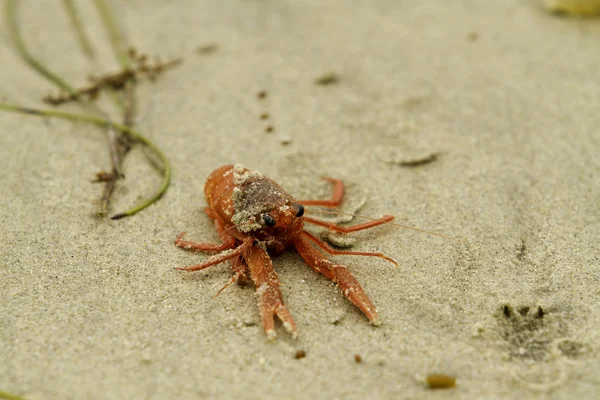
[204,164,305,252]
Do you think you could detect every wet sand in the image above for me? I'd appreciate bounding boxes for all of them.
[1,1,600,399]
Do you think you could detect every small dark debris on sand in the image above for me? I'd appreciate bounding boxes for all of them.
[315,72,340,86]
[426,374,456,389]
[393,152,439,167]
[196,43,218,55]
[467,31,479,41]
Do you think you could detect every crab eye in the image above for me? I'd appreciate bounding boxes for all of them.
[293,203,304,217]
[263,214,276,227]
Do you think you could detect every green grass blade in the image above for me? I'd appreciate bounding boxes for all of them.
[0,390,28,400]
[93,0,130,68]
[6,0,79,97]
[0,103,171,219]
[62,0,95,59]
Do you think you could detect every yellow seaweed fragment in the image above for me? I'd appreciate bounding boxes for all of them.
[544,0,600,16]
[426,374,457,389]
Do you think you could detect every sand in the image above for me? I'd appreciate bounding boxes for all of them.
[1,0,600,399]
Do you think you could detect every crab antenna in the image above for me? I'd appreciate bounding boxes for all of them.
[305,210,461,242]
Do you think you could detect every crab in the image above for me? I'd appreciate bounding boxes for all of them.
[175,164,395,339]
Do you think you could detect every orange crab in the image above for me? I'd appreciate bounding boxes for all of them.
[175,164,395,339]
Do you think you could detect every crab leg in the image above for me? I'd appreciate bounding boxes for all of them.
[296,176,394,232]
[297,177,345,207]
[176,238,252,272]
[214,254,250,297]
[175,215,236,252]
[303,214,394,233]
[301,230,397,266]
[243,243,297,340]
[294,233,380,325]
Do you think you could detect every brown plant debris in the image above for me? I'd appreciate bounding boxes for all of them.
[397,152,439,167]
[383,150,440,167]
[93,171,114,182]
[43,48,182,105]
[315,72,340,86]
[467,31,479,41]
[196,43,218,55]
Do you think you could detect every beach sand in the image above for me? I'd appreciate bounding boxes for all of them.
[1,0,599,398]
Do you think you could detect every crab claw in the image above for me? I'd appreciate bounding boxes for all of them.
[244,244,298,340]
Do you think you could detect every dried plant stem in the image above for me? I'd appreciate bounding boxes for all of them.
[62,0,95,58]
[79,0,130,216]
[7,0,128,212]
[0,103,171,219]
[98,80,137,216]
[93,0,139,216]
[5,0,171,218]
[97,126,124,216]
[122,79,136,127]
